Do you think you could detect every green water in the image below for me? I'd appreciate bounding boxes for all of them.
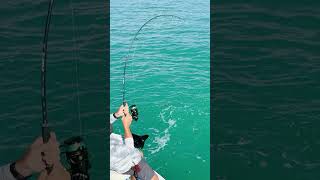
[110,0,210,179]
[213,2,320,180]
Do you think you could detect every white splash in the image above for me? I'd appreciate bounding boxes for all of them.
[148,105,176,154]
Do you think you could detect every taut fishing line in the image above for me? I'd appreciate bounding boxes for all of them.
[69,0,82,136]
[59,1,91,179]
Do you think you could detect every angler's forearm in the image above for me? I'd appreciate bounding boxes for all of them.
[123,126,133,139]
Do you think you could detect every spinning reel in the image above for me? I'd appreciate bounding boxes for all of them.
[123,102,139,121]
[61,136,91,180]
[129,104,139,121]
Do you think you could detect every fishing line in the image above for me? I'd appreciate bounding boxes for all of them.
[66,3,91,180]
[121,15,184,104]
[69,0,82,136]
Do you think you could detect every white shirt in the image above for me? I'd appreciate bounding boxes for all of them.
[0,164,16,180]
[110,114,142,173]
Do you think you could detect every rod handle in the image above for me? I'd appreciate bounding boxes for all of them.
[41,124,53,174]
[42,124,50,143]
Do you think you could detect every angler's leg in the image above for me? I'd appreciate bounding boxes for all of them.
[134,159,159,180]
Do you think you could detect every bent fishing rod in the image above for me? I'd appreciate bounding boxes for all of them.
[41,0,54,145]
[121,15,183,120]
[40,0,54,173]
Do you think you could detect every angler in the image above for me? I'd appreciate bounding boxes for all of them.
[110,103,162,180]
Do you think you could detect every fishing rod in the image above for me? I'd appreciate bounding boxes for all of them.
[121,15,183,121]
[40,0,90,178]
[41,0,54,145]
[40,0,55,173]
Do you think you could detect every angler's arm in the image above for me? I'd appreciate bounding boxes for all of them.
[110,113,118,124]
[124,126,134,149]
[122,105,134,149]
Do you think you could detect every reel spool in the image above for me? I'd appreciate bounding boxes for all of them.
[61,136,91,180]
[129,105,139,121]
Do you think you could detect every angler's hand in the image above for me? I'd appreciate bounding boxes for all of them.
[15,132,61,177]
[37,132,70,180]
[15,133,52,177]
[114,104,125,118]
[123,103,130,117]
[37,162,70,180]
[41,132,60,165]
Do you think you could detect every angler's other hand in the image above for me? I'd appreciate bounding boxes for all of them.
[122,111,133,128]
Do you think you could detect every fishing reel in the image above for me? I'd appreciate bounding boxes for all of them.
[129,105,139,121]
[61,136,90,180]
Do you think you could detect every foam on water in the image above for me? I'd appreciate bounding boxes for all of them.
[147,105,176,154]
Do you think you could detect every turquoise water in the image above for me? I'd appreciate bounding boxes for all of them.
[110,0,210,179]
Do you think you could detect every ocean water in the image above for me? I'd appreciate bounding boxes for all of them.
[213,2,320,180]
[0,0,108,179]
[110,0,210,179]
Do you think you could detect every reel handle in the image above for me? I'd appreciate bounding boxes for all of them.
[130,105,139,121]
